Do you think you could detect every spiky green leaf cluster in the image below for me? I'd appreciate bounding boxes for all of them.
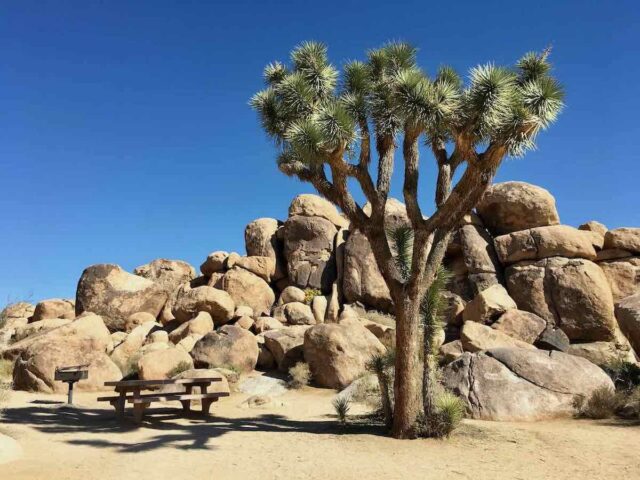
[251,42,564,169]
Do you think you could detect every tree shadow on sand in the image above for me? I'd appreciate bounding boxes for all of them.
[1,401,385,453]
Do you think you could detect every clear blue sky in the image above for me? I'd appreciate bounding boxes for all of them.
[2,0,639,302]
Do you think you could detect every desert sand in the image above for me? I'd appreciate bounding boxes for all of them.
[1,387,639,480]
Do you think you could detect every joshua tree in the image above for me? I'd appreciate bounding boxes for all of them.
[251,42,563,438]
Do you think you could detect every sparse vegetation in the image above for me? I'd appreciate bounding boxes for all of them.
[303,288,321,305]
[416,391,466,438]
[0,359,14,381]
[361,310,396,328]
[288,362,311,389]
[333,395,351,425]
[167,361,193,379]
[603,360,640,392]
[573,386,620,419]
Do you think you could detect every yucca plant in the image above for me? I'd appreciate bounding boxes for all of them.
[332,395,352,425]
[252,42,563,438]
[366,350,395,429]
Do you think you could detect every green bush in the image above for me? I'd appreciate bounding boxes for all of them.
[573,386,620,419]
[288,362,311,389]
[303,288,321,305]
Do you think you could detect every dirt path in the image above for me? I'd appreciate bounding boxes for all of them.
[1,388,638,480]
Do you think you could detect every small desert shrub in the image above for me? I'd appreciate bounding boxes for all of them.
[620,387,640,419]
[416,391,466,438]
[288,362,310,389]
[573,386,620,419]
[603,360,640,392]
[362,310,396,328]
[332,395,351,425]
[167,361,192,379]
[303,288,321,305]
[0,359,14,381]
[0,382,10,410]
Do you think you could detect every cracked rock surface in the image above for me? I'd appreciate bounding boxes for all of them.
[443,348,614,421]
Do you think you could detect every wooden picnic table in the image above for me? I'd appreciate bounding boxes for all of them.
[98,377,229,423]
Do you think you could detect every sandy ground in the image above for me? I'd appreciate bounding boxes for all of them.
[1,386,639,480]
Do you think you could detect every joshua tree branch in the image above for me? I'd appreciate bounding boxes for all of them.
[402,127,424,228]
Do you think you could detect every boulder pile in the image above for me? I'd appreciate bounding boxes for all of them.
[1,183,638,421]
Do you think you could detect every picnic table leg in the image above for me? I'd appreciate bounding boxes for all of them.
[201,398,217,416]
[115,391,126,419]
[133,403,148,424]
[180,400,191,413]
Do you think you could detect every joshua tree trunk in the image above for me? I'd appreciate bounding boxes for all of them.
[391,296,422,438]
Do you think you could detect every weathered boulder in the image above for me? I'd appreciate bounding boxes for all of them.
[168,312,214,344]
[14,349,121,393]
[604,228,640,254]
[567,341,636,366]
[1,302,35,322]
[283,215,337,293]
[234,305,254,318]
[491,310,547,343]
[494,225,597,264]
[191,325,258,373]
[148,330,168,344]
[458,224,502,275]
[460,321,536,352]
[476,182,560,235]
[597,249,633,261]
[134,258,196,323]
[534,326,570,352]
[303,322,386,389]
[361,320,395,350]
[200,251,228,276]
[10,314,119,392]
[279,286,306,305]
[263,326,309,371]
[220,267,274,316]
[616,293,640,354]
[3,313,112,362]
[505,257,616,341]
[599,257,640,301]
[31,298,75,322]
[439,340,464,363]
[175,333,203,353]
[234,256,276,282]
[137,346,193,380]
[342,228,393,311]
[441,292,466,327]
[244,218,286,280]
[124,312,156,333]
[253,316,284,334]
[235,316,254,330]
[444,348,614,421]
[462,284,517,324]
[283,302,315,325]
[288,194,348,229]
[110,321,159,373]
[14,318,71,342]
[171,285,235,325]
[311,295,328,324]
[75,264,168,331]
[579,220,608,238]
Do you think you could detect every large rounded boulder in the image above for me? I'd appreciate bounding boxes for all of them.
[505,257,616,341]
[476,182,560,235]
[31,298,75,322]
[443,348,614,421]
[219,267,274,316]
[303,322,386,389]
[75,264,168,331]
[616,293,640,354]
[245,218,286,280]
[171,285,235,325]
[134,258,196,323]
[191,325,259,373]
[288,194,348,229]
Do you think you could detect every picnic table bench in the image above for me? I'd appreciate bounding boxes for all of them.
[98,378,229,423]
